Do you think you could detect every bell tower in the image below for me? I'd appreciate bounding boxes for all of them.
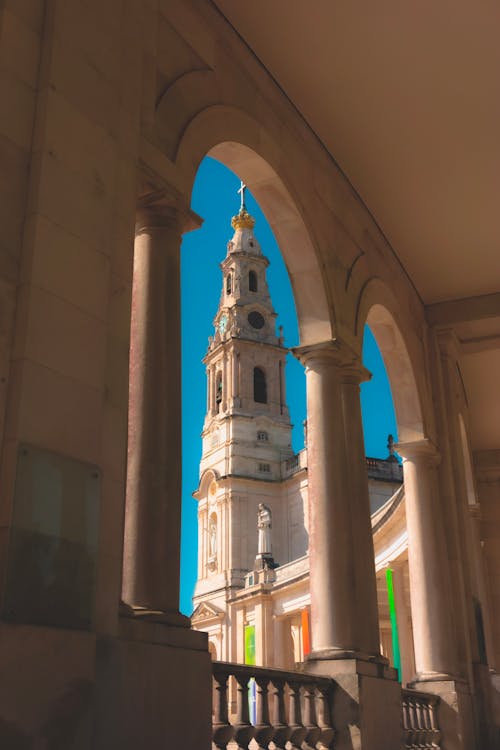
[200,185,292,481]
[193,186,294,614]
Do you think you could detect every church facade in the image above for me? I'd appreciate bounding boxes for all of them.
[191,197,411,679]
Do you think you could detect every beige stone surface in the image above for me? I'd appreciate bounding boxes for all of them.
[0,0,496,746]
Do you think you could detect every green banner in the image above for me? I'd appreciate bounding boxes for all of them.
[244,624,256,665]
[386,568,401,681]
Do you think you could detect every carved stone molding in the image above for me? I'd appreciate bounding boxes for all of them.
[396,438,440,467]
[292,338,370,384]
[136,162,202,234]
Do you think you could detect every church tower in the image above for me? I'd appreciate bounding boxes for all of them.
[193,187,296,627]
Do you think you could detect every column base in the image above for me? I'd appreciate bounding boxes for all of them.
[410,670,462,683]
[408,677,476,750]
[306,647,390,671]
[306,656,401,750]
[120,604,191,629]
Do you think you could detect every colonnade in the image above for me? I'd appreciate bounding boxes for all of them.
[121,193,464,687]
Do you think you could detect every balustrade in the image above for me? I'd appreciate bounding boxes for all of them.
[402,689,441,749]
[211,662,335,750]
[212,664,442,750]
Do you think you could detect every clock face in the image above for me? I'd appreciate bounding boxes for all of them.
[218,314,228,334]
[248,311,265,329]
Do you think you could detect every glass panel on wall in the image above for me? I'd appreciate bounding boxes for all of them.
[2,444,100,630]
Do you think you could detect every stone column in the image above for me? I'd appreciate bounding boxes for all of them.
[209,365,216,416]
[222,353,228,412]
[227,352,233,404]
[294,341,381,660]
[232,351,239,405]
[207,366,212,413]
[122,197,199,622]
[340,360,381,656]
[391,563,415,685]
[396,439,459,680]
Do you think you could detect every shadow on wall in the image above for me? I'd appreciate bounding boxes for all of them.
[332,682,359,749]
[0,678,93,750]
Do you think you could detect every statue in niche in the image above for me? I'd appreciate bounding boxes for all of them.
[208,516,217,561]
[257,503,272,556]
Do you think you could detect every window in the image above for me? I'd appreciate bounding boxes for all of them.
[258,463,271,473]
[216,372,222,411]
[253,367,267,404]
[249,270,258,292]
[257,431,269,442]
[226,274,232,294]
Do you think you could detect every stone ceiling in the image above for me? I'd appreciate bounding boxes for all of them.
[214,0,500,306]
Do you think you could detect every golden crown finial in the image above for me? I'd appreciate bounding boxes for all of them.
[231,180,256,230]
[231,209,255,230]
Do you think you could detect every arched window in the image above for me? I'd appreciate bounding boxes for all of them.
[226,274,232,294]
[254,367,267,404]
[216,372,222,411]
[249,270,258,292]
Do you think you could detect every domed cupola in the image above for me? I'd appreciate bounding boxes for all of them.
[227,204,263,256]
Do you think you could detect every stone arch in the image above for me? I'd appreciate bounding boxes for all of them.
[355,278,425,443]
[175,104,333,345]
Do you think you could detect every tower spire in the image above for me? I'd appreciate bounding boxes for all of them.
[237,180,247,212]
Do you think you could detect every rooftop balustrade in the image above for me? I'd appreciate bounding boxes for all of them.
[281,451,403,483]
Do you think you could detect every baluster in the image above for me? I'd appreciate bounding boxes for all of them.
[301,683,321,750]
[415,698,425,748]
[232,672,255,750]
[430,699,441,748]
[407,697,418,749]
[422,699,432,749]
[402,697,411,750]
[254,675,275,750]
[212,668,235,750]
[270,678,291,750]
[288,681,307,750]
[315,683,335,750]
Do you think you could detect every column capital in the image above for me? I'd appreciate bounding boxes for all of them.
[396,438,440,466]
[292,339,371,383]
[136,190,202,235]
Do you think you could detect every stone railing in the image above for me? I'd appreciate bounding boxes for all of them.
[402,688,441,749]
[366,456,403,483]
[212,661,335,749]
[281,450,307,479]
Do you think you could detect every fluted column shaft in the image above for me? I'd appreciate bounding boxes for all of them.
[122,201,198,616]
[295,341,380,659]
[397,439,458,679]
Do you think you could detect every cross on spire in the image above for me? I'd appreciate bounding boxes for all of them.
[237,180,247,212]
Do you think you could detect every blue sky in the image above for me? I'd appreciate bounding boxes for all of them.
[179,157,397,615]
